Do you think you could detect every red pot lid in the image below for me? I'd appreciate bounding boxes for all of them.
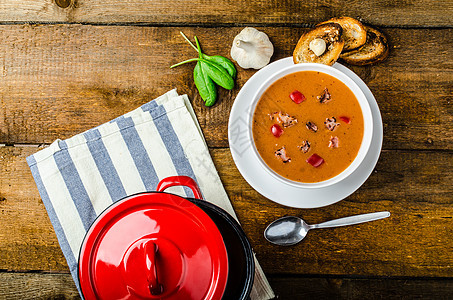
[79,192,228,300]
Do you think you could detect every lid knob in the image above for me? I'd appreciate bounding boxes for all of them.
[145,241,164,296]
[122,237,185,298]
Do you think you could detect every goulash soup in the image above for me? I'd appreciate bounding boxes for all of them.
[252,71,364,183]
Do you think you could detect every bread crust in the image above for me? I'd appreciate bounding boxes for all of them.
[293,23,344,66]
[340,25,389,66]
[318,17,367,51]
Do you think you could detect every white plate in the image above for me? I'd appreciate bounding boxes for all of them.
[228,57,383,208]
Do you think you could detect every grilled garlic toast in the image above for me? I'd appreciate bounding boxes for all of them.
[340,25,389,65]
[293,23,344,66]
[318,17,367,51]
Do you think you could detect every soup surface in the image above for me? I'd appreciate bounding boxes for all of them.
[252,71,364,183]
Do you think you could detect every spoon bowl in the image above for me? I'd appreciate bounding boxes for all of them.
[263,216,309,246]
[264,211,390,246]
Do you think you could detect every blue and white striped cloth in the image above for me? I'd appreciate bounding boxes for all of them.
[27,89,274,300]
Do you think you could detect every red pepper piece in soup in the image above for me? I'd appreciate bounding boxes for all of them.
[270,124,283,137]
[289,90,306,104]
[339,116,351,124]
[306,153,324,167]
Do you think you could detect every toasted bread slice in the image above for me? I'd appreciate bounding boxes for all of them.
[293,23,344,66]
[318,17,367,51]
[340,25,389,65]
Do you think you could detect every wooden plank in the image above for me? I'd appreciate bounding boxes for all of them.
[1,272,453,299]
[268,276,453,299]
[0,25,452,150]
[1,145,452,277]
[0,272,80,299]
[0,145,69,271]
[0,0,452,27]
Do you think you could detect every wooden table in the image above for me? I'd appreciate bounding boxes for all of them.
[1,1,452,299]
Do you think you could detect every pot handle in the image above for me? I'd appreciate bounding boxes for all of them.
[156,176,203,200]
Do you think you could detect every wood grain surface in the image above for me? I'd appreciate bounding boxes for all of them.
[2,272,452,300]
[1,145,452,277]
[0,25,451,150]
[0,273,80,299]
[0,0,452,27]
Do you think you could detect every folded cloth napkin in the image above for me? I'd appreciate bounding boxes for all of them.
[27,89,275,299]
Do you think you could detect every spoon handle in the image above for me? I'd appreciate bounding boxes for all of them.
[311,211,390,229]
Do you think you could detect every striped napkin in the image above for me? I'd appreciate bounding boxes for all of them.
[27,89,274,300]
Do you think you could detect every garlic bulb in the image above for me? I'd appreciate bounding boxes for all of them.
[230,27,274,69]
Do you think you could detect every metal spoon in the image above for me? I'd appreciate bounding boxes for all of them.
[264,211,391,246]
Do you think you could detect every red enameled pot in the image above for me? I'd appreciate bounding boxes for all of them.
[78,176,235,300]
